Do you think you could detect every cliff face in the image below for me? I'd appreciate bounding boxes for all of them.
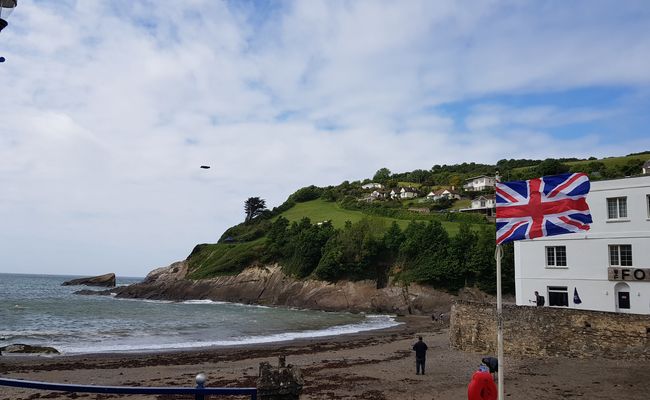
[115,262,457,315]
[62,273,116,287]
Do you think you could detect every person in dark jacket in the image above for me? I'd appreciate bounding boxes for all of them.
[412,336,428,375]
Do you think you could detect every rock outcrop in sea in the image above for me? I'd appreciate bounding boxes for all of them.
[62,273,116,287]
[0,343,60,355]
[109,261,469,315]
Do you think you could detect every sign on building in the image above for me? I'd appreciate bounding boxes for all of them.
[608,267,650,282]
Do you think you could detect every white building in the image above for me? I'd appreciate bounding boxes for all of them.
[463,175,496,191]
[470,195,495,209]
[427,188,461,201]
[643,160,650,175]
[514,175,650,314]
[400,187,418,199]
[458,195,496,216]
[362,182,384,190]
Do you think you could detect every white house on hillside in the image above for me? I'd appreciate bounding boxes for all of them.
[471,196,495,209]
[643,160,650,175]
[514,175,650,314]
[362,182,384,190]
[463,175,496,191]
[458,195,495,216]
[427,188,461,201]
[400,187,418,199]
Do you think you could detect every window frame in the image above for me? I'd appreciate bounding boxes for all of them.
[545,246,567,268]
[606,197,628,220]
[609,244,633,267]
[646,194,650,219]
[547,286,569,307]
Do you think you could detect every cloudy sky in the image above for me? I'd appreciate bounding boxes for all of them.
[1,0,648,277]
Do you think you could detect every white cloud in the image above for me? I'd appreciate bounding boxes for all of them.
[0,0,648,276]
[465,104,618,131]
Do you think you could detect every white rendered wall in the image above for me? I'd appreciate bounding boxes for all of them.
[514,175,650,314]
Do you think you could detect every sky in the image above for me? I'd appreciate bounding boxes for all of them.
[0,0,649,277]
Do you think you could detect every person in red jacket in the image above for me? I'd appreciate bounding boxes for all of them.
[412,336,428,375]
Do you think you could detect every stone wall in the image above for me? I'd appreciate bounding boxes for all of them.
[450,301,650,359]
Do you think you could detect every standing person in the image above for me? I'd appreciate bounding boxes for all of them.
[412,336,428,375]
[534,291,545,306]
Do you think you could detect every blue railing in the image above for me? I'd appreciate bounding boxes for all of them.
[0,375,257,400]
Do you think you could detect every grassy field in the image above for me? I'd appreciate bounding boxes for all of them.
[397,181,423,188]
[565,154,650,168]
[512,153,650,174]
[278,199,475,235]
[187,238,265,279]
[450,199,471,210]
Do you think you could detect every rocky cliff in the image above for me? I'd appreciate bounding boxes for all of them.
[113,261,466,315]
[62,273,116,287]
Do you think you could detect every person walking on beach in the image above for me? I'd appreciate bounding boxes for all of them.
[412,336,428,375]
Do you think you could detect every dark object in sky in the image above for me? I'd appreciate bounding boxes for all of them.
[200,165,210,169]
[0,57,4,63]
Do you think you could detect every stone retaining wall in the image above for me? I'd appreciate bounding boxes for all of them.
[450,301,650,359]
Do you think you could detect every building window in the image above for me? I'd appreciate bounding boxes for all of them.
[609,244,633,266]
[607,197,627,219]
[546,246,567,267]
[548,286,569,307]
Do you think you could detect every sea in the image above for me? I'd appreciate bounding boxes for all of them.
[0,273,399,355]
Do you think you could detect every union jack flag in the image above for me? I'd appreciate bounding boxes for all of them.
[496,172,592,245]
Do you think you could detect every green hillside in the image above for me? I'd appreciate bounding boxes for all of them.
[510,153,650,179]
[185,152,649,291]
[187,239,265,279]
[278,199,468,235]
[566,153,650,169]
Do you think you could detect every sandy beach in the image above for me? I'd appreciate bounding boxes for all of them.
[1,316,649,400]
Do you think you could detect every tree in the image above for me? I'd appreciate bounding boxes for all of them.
[407,169,430,183]
[383,222,405,260]
[468,226,497,293]
[449,175,463,189]
[398,221,454,285]
[450,223,478,286]
[535,159,570,177]
[285,218,335,278]
[373,167,392,182]
[315,218,384,281]
[265,216,290,260]
[244,197,267,222]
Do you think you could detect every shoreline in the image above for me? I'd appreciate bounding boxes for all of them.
[3,316,650,400]
[2,312,405,357]
[0,315,422,364]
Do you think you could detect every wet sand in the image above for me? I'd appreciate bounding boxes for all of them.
[1,316,649,399]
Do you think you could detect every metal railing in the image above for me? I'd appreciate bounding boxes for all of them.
[0,374,257,400]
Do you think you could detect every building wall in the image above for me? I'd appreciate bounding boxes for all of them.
[515,175,650,314]
[464,176,496,191]
[471,198,495,210]
[450,301,650,359]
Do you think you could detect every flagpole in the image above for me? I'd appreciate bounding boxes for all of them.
[495,244,504,400]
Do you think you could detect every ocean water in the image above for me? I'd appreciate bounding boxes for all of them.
[0,273,399,354]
